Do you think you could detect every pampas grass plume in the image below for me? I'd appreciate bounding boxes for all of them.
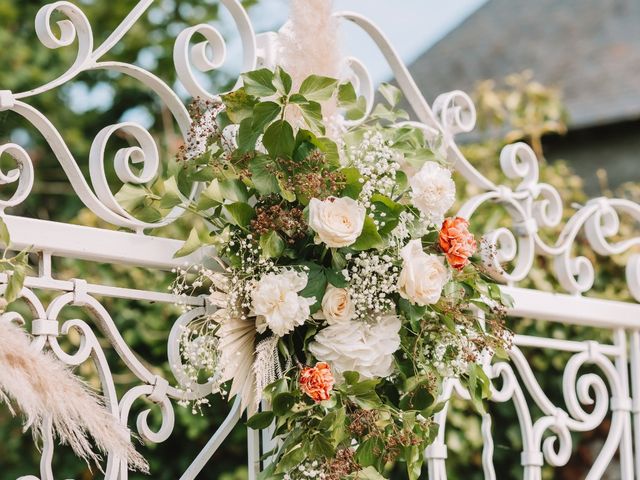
[0,318,148,473]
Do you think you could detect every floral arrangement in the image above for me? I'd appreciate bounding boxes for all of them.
[166,67,512,480]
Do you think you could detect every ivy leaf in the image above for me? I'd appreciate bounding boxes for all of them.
[338,82,357,107]
[242,68,277,97]
[221,87,257,123]
[219,178,250,203]
[173,228,202,258]
[340,167,363,199]
[260,231,285,259]
[274,446,306,475]
[379,83,402,107]
[0,217,10,247]
[351,216,383,251]
[325,268,348,288]
[249,155,280,195]
[115,184,147,212]
[299,75,338,101]
[225,202,255,228]
[251,101,281,135]
[347,466,387,480]
[197,180,223,210]
[346,96,367,121]
[273,66,292,95]
[4,253,27,303]
[238,117,261,152]
[298,100,325,134]
[299,262,326,313]
[310,435,334,459]
[356,437,384,469]
[159,176,182,209]
[246,411,274,430]
[262,120,295,159]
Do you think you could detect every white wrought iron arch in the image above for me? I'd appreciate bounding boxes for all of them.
[0,1,639,479]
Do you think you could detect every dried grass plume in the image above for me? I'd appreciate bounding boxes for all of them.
[0,318,148,473]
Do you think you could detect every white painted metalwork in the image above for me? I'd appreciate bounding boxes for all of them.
[1,1,639,479]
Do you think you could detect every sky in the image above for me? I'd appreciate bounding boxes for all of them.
[69,0,487,123]
[251,0,488,83]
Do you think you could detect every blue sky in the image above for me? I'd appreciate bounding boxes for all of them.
[252,0,487,83]
[70,1,487,123]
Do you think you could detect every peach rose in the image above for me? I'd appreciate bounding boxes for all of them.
[439,217,477,270]
[299,362,335,402]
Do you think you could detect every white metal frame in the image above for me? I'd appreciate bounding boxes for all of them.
[1,1,639,479]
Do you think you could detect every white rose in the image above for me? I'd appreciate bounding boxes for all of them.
[308,197,366,248]
[398,239,449,306]
[309,315,401,379]
[321,286,355,325]
[251,271,315,337]
[409,161,456,224]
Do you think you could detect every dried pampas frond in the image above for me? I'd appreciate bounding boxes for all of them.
[252,335,289,408]
[279,0,342,128]
[0,319,148,473]
[279,0,341,85]
[215,310,258,414]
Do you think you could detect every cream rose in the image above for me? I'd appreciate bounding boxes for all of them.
[251,271,315,337]
[409,161,456,224]
[309,315,401,379]
[398,239,449,306]
[321,286,355,325]
[308,197,366,248]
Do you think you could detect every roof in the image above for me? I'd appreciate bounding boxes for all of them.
[408,0,640,129]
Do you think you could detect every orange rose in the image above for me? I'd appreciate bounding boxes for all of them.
[299,362,335,402]
[439,217,477,270]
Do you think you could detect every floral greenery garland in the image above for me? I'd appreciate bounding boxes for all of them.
[163,67,512,480]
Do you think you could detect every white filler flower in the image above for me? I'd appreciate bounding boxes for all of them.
[398,239,449,306]
[251,271,315,337]
[309,315,401,379]
[409,161,456,224]
[321,285,356,325]
[308,196,366,248]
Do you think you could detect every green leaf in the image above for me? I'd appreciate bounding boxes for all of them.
[115,184,147,212]
[197,180,224,210]
[351,216,383,251]
[341,167,363,199]
[159,176,182,209]
[343,371,360,385]
[247,411,274,430]
[399,382,434,411]
[0,217,10,247]
[219,178,250,203]
[356,437,385,469]
[272,392,296,416]
[346,96,367,121]
[4,255,27,304]
[273,66,292,95]
[221,87,257,123]
[352,390,382,410]
[262,120,295,159]
[174,228,202,258]
[325,268,348,288]
[299,75,338,101]
[225,202,255,228]
[337,82,357,107]
[298,100,325,134]
[398,297,427,324]
[249,155,280,195]
[260,231,285,259]
[379,83,402,107]
[299,262,326,314]
[370,194,404,236]
[242,68,277,97]
[251,101,282,134]
[347,466,387,480]
[274,446,306,474]
[310,434,334,459]
[238,117,261,152]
